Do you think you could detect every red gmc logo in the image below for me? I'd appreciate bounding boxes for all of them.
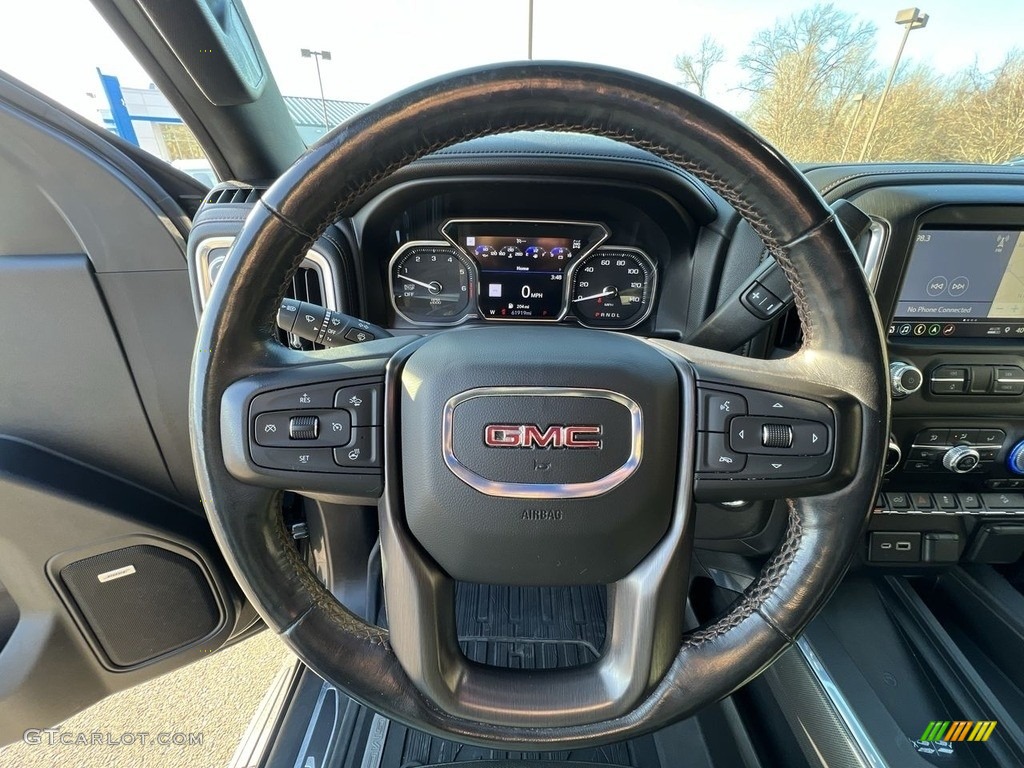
[483,424,603,449]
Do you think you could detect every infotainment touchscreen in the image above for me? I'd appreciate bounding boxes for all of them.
[890,228,1024,339]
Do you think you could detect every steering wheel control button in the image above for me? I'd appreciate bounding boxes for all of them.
[760,423,793,449]
[741,282,785,320]
[869,532,921,563]
[288,415,319,440]
[700,433,745,473]
[699,389,746,432]
[252,382,338,411]
[741,389,832,423]
[250,446,337,472]
[728,416,828,456]
[254,412,296,446]
[744,455,831,479]
[333,427,381,468]
[253,409,350,447]
[335,382,383,427]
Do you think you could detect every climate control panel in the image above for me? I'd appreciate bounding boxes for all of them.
[903,427,1005,474]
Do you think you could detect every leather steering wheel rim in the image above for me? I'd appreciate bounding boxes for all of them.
[190,61,889,749]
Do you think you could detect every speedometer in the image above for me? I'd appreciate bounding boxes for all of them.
[570,248,656,328]
[390,243,476,325]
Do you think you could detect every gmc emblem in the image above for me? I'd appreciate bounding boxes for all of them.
[484,424,602,449]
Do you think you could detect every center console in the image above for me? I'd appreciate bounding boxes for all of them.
[869,203,1024,567]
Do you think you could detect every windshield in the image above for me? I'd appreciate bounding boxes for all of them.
[243,0,1024,164]
[0,1,1020,166]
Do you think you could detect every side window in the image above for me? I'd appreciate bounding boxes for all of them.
[0,4,214,186]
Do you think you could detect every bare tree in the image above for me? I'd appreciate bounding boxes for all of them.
[738,3,880,160]
[674,36,725,98]
[672,3,1023,164]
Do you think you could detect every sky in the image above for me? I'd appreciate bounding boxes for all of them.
[0,0,1022,128]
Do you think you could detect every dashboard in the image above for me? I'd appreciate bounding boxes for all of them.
[188,132,1024,568]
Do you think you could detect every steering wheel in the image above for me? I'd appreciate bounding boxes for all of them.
[190,62,888,749]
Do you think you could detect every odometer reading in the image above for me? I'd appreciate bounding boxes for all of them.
[570,248,656,328]
[390,244,475,325]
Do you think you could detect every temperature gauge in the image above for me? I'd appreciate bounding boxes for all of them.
[570,248,656,328]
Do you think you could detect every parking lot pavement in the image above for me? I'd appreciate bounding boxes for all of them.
[0,630,291,768]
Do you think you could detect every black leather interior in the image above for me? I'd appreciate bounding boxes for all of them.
[190,61,888,748]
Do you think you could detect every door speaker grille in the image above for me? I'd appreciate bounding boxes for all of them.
[60,545,222,668]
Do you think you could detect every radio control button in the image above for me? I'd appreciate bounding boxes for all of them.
[929,365,968,395]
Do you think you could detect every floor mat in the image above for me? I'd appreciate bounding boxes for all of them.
[305,584,659,768]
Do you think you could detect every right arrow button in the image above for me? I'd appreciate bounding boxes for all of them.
[791,421,830,456]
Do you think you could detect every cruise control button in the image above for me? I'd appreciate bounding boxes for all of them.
[699,390,746,432]
[250,446,337,472]
[699,433,745,473]
[252,382,338,411]
[254,412,294,447]
[335,382,383,426]
[288,415,319,440]
[743,454,831,479]
[334,427,381,468]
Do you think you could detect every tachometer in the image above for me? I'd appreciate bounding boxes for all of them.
[570,248,656,328]
[390,243,476,325]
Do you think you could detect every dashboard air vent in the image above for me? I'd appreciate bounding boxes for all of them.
[205,186,264,206]
[282,266,326,350]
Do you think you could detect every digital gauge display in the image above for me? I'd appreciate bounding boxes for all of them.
[442,219,608,320]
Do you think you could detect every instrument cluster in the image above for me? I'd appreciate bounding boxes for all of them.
[388,219,657,329]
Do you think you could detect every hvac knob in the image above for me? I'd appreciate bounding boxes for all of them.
[943,444,981,474]
[1008,440,1024,476]
[890,361,923,397]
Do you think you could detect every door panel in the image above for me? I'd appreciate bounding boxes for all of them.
[0,73,248,745]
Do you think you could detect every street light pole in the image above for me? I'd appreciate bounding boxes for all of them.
[527,0,534,60]
[301,48,333,132]
[840,93,866,162]
[857,7,928,162]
